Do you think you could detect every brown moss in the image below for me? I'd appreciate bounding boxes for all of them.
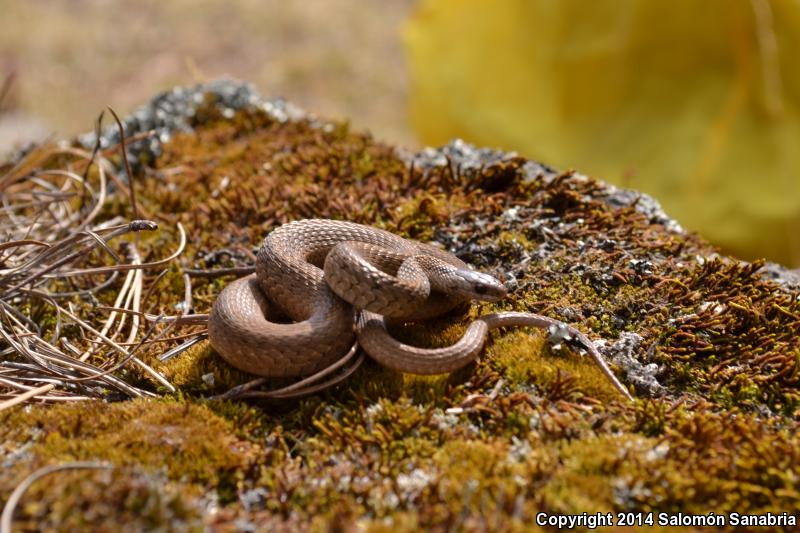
[615,406,800,515]
[7,467,203,533]
[0,399,260,492]
[3,96,800,530]
[651,258,800,413]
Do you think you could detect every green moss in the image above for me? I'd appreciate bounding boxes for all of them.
[5,467,204,533]
[489,329,621,402]
[617,408,800,515]
[0,399,258,493]
[389,193,459,241]
[3,96,800,530]
[539,434,630,513]
[495,230,534,255]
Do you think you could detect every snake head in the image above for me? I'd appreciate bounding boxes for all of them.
[450,269,508,302]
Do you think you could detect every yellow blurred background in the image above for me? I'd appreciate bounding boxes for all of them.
[407,0,800,266]
[1,0,799,266]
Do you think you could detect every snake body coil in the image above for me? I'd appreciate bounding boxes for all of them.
[208,219,632,399]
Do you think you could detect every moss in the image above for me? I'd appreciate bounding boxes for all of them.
[615,408,800,515]
[0,399,259,495]
[489,329,621,403]
[389,193,462,241]
[539,433,630,513]
[0,399,267,529]
[3,95,800,530]
[654,259,800,413]
[495,230,534,256]
[6,467,204,533]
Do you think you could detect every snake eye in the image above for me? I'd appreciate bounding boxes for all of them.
[474,284,487,294]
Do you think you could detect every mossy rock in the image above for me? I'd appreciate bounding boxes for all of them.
[1,81,798,531]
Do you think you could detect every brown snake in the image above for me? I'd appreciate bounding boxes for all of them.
[208,219,632,400]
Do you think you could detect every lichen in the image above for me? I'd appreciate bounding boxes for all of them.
[2,96,799,531]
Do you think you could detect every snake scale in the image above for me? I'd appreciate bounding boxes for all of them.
[208,219,632,399]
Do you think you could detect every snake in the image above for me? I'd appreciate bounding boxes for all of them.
[208,219,632,400]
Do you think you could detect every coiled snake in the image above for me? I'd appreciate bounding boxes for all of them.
[208,219,632,399]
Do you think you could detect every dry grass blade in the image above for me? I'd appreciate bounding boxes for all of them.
[0,141,197,410]
[107,106,139,221]
[212,341,364,400]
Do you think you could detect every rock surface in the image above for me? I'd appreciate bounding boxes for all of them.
[1,81,798,531]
